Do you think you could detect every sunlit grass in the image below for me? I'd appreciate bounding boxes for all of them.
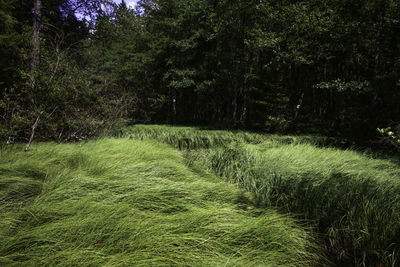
[122,124,400,266]
[117,124,333,149]
[3,123,398,266]
[0,139,321,266]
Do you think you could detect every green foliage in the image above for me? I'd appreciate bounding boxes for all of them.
[0,1,142,142]
[1,0,400,142]
[377,125,400,151]
[315,79,371,93]
[0,139,321,266]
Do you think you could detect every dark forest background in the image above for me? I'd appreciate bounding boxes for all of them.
[1,0,399,145]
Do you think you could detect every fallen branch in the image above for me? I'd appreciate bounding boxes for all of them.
[25,111,43,152]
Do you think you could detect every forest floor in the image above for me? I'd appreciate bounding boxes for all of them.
[1,125,399,266]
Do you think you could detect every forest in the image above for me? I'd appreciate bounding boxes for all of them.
[1,0,400,266]
[1,0,399,144]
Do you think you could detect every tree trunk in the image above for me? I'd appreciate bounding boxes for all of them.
[240,95,247,124]
[30,0,41,98]
[172,93,177,124]
[25,111,43,152]
[371,2,386,114]
[293,92,304,122]
[232,96,237,122]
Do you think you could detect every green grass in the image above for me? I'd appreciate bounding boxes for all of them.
[117,124,334,149]
[3,123,399,266]
[0,139,321,266]
[120,125,400,266]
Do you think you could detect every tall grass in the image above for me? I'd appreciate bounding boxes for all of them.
[118,124,335,149]
[0,139,321,266]
[121,125,400,266]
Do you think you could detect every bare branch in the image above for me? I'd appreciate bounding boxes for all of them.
[25,111,43,152]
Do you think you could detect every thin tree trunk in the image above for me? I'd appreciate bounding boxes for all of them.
[49,47,60,83]
[240,95,247,123]
[172,93,177,124]
[232,96,237,121]
[25,111,43,152]
[371,2,386,112]
[293,92,304,122]
[372,23,383,108]
[30,0,41,103]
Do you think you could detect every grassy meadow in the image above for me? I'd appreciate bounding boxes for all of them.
[0,138,320,266]
[121,125,400,266]
[0,124,399,266]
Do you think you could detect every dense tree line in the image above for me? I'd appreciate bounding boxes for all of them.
[0,0,399,142]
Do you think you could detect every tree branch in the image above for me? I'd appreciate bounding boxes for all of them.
[25,111,43,152]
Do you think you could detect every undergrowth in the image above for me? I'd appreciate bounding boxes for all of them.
[0,139,321,266]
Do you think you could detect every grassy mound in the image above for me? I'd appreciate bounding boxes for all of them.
[0,139,320,266]
[121,125,400,266]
